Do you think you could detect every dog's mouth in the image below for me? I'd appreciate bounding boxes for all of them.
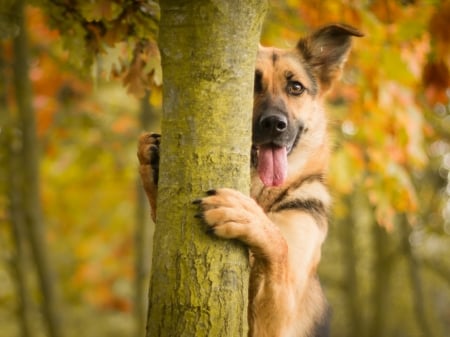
[251,113,303,187]
[251,128,302,187]
[256,144,287,187]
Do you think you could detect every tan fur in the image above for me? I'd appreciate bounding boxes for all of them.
[138,24,362,337]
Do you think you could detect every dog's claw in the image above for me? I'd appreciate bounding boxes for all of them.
[192,198,202,205]
[194,212,204,219]
[206,189,217,196]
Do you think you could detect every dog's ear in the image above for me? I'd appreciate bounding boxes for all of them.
[297,24,363,92]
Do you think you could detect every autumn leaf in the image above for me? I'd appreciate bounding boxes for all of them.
[369,0,404,24]
[423,60,450,104]
[429,0,450,62]
[122,39,161,97]
[79,0,122,22]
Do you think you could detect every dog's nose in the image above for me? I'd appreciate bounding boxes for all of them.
[259,114,288,135]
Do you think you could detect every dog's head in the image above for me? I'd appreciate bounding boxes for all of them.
[252,24,363,187]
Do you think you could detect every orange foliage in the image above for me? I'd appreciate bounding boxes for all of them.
[423,60,450,104]
[26,7,95,136]
[424,0,450,104]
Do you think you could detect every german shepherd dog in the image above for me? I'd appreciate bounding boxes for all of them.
[138,24,362,337]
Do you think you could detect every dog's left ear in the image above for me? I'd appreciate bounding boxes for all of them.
[297,24,363,92]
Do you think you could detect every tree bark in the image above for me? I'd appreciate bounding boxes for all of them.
[12,1,64,337]
[146,1,267,336]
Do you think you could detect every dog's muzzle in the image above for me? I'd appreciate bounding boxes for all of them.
[252,110,304,186]
[252,110,303,152]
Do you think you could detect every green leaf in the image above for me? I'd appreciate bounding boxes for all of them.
[380,46,416,85]
[79,0,122,22]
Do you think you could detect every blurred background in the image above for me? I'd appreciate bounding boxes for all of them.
[0,0,449,336]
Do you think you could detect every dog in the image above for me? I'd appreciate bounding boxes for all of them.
[138,24,363,337]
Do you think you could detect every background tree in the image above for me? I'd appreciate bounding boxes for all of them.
[1,40,33,337]
[146,1,267,336]
[6,1,65,337]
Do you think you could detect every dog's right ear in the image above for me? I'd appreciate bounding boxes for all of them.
[297,24,363,93]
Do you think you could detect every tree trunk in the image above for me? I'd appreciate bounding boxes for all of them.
[6,127,34,337]
[146,1,267,336]
[339,194,364,337]
[12,1,64,337]
[400,218,435,337]
[368,222,393,337]
[1,41,33,337]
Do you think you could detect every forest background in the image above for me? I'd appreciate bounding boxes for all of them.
[0,1,449,337]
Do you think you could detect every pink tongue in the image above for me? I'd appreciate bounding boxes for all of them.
[257,145,288,187]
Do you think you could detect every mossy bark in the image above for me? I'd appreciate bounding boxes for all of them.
[146,1,267,336]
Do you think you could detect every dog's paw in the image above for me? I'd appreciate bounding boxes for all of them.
[138,133,160,221]
[193,188,278,248]
[138,133,160,185]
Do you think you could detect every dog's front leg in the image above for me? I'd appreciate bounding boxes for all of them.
[194,188,295,337]
[137,133,160,222]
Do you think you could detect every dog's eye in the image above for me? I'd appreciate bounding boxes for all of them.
[254,70,263,94]
[286,81,305,96]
